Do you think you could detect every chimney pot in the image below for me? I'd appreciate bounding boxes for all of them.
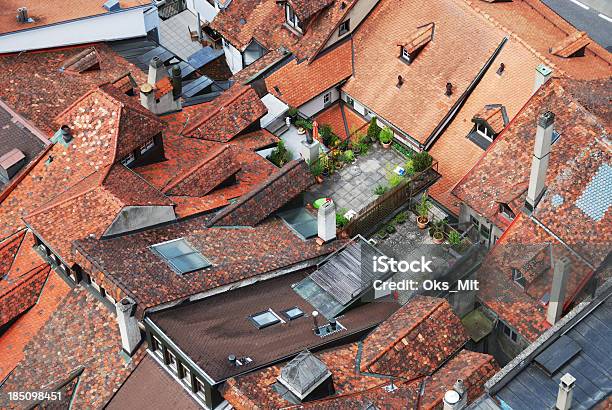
[445,82,453,96]
[60,125,73,143]
[397,75,404,88]
[533,64,553,93]
[171,65,182,100]
[228,354,237,366]
[16,7,29,23]
[556,373,576,410]
[497,63,505,75]
[317,198,336,242]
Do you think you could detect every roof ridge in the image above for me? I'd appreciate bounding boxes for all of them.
[460,0,564,77]
[163,145,231,193]
[363,298,446,369]
[0,264,50,301]
[188,86,251,132]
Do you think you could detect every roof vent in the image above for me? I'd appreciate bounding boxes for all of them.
[103,0,121,12]
[397,75,404,88]
[556,373,576,410]
[16,7,33,23]
[443,379,467,410]
[340,1,347,9]
[497,62,505,75]
[60,125,73,143]
[0,148,26,183]
[278,351,332,401]
[228,354,237,366]
[445,82,453,96]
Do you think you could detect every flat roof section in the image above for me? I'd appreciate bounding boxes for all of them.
[147,269,399,383]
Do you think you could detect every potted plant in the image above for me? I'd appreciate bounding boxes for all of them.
[429,219,447,244]
[416,194,430,229]
[366,117,381,144]
[373,184,388,196]
[295,118,312,135]
[320,155,330,177]
[310,160,324,183]
[448,230,462,249]
[379,126,393,149]
[343,150,355,163]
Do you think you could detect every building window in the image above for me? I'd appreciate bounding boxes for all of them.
[499,321,518,343]
[140,138,155,155]
[121,152,135,166]
[339,19,350,36]
[400,47,411,63]
[346,95,354,108]
[285,3,303,33]
[323,91,332,107]
[151,335,163,358]
[480,223,491,240]
[166,350,178,373]
[194,377,206,399]
[475,123,492,141]
[512,268,526,288]
[499,203,515,220]
[470,215,480,230]
[179,362,192,387]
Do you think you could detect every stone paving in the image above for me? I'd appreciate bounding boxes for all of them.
[305,145,406,213]
[159,10,204,61]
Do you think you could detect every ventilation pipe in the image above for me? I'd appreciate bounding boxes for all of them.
[60,125,73,143]
[116,297,141,356]
[171,65,182,100]
[317,199,336,243]
[547,256,571,325]
[16,7,30,23]
[148,56,166,86]
[443,379,467,410]
[533,64,553,93]
[525,111,554,212]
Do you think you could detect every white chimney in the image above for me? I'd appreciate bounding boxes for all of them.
[547,256,571,325]
[116,297,141,356]
[148,56,166,86]
[443,379,467,410]
[556,373,576,410]
[318,199,336,243]
[525,111,555,212]
[533,64,553,93]
[139,83,156,112]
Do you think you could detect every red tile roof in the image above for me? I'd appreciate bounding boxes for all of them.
[473,105,507,134]
[0,43,147,134]
[24,164,173,265]
[452,78,610,230]
[0,0,149,35]
[265,39,353,108]
[313,102,368,141]
[183,85,267,142]
[0,270,70,380]
[360,296,469,378]
[399,22,434,55]
[207,159,313,227]
[0,287,144,409]
[60,47,101,74]
[550,31,591,58]
[343,0,507,145]
[288,0,335,22]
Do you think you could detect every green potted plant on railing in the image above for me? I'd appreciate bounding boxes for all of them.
[379,126,393,149]
[429,219,447,244]
[416,193,430,229]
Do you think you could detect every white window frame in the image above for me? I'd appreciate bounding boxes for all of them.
[339,19,350,36]
[121,152,135,166]
[285,4,303,33]
[476,123,492,141]
[195,377,207,400]
[323,91,332,106]
[167,350,178,373]
[401,47,411,62]
[179,362,192,387]
[140,138,155,155]
[151,335,163,359]
[500,321,519,343]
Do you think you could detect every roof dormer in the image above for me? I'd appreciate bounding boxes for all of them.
[398,22,434,64]
[468,104,509,149]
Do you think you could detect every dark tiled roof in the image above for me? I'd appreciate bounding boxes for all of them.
[183,85,267,142]
[73,216,341,317]
[265,39,353,108]
[0,287,144,409]
[148,270,398,382]
[0,265,50,329]
[453,78,610,230]
[288,0,334,21]
[207,159,313,227]
[60,47,101,74]
[0,43,147,134]
[106,355,201,410]
[360,296,469,378]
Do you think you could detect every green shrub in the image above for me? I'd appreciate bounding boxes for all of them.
[413,151,433,172]
[310,160,323,177]
[392,141,414,158]
[379,126,393,144]
[267,140,292,167]
[385,224,396,234]
[287,107,299,119]
[343,150,355,163]
[336,210,349,228]
[404,159,414,176]
[416,194,430,218]
[319,124,337,147]
[393,211,407,224]
[448,230,462,246]
[373,184,388,196]
[295,118,313,131]
[366,117,381,143]
[357,141,369,155]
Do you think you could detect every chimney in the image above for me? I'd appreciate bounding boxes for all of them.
[556,373,576,410]
[525,111,555,212]
[60,125,73,143]
[445,82,453,96]
[139,83,156,113]
[16,7,30,23]
[317,198,336,243]
[312,311,320,335]
[547,256,571,325]
[533,64,553,93]
[397,75,404,88]
[228,354,237,366]
[115,297,141,356]
[443,379,467,410]
[148,56,166,86]
[171,65,182,100]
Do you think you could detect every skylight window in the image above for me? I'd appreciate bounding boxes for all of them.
[151,238,211,274]
[283,307,304,321]
[250,309,281,329]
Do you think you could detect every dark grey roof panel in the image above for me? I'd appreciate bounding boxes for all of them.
[182,76,214,98]
[187,47,224,70]
[534,335,581,375]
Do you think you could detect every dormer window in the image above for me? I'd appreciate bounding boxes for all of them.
[285,3,303,33]
[339,19,350,36]
[512,268,526,288]
[475,123,493,141]
[398,23,434,65]
[499,203,515,220]
[400,47,412,63]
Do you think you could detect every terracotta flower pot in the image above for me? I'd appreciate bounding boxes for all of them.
[433,231,444,244]
[315,176,324,184]
[417,216,429,229]
[382,141,391,149]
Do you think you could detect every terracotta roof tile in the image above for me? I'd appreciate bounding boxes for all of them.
[360,296,468,378]
[0,270,70,380]
[60,47,101,74]
[183,85,267,141]
[0,265,49,329]
[207,159,313,227]
[0,287,144,409]
[550,31,591,58]
[154,76,174,99]
[266,40,353,108]
[0,43,146,134]
[288,0,334,22]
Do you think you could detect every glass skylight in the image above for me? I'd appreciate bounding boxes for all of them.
[151,238,211,274]
[283,307,304,321]
[250,310,281,329]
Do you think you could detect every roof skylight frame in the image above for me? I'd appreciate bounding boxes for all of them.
[150,238,212,275]
[249,309,283,329]
[282,306,304,321]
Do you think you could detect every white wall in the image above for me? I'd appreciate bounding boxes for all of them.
[186,0,218,23]
[459,203,504,248]
[324,0,379,49]
[0,6,155,53]
[299,87,339,118]
[222,39,244,74]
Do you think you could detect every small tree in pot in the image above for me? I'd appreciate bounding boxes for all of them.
[416,194,430,229]
[379,126,393,149]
